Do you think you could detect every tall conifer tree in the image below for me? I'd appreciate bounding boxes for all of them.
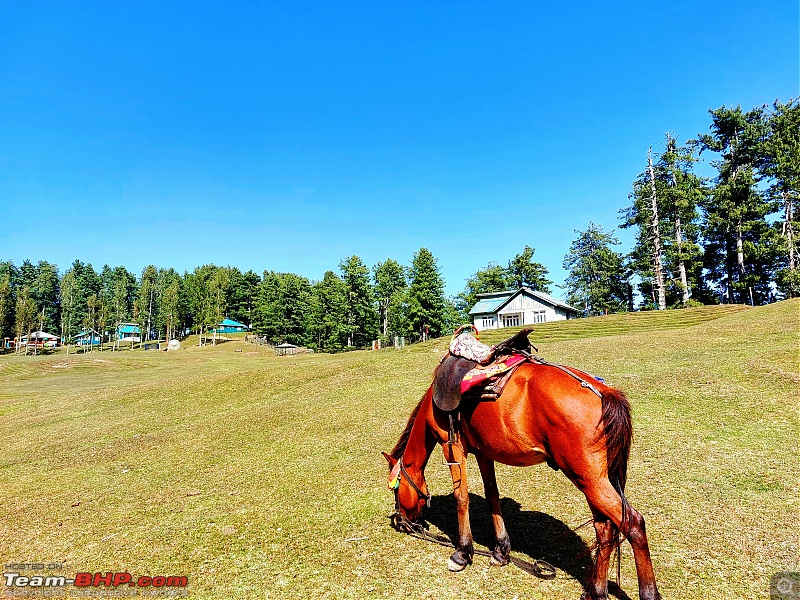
[406,248,448,340]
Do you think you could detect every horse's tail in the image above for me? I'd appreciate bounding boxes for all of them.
[595,388,633,582]
[600,387,632,494]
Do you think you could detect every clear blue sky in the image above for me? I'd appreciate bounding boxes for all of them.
[1,1,798,297]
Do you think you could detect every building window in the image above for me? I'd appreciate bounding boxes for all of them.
[481,316,495,329]
[532,311,546,323]
[501,314,520,328]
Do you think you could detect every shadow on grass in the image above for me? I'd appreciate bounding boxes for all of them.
[418,493,632,600]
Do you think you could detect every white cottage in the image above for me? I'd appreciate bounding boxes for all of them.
[469,288,579,331]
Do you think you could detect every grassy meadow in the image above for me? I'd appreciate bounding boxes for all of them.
[1,301,798,599]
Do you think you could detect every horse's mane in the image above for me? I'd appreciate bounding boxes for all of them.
[389,393,426,460]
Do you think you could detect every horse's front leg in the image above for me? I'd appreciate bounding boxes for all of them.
[444,442,474,571]
[474,452,511,566]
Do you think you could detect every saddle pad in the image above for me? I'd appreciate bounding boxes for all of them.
[461,354,527,394]
[449,332,492,363]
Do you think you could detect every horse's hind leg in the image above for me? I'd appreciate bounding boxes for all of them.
[581,506,616,600]
[580,479,661,600]
[475,452,511,566]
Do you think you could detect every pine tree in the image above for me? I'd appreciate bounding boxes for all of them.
[28,261,60,333]
[155,269,182,342]
[563,223,630,316]
[757,99,800,297]
[60,260,102,340]
[309,271,349,352]
[406,248,448,340]
[226,268,260,326]
[695,105,778,304]
[102,265,138,331]
[373,259,407,339]
[0,272,13,343]
[138,266,158,341]
[15,286,38,343]
[59,271,78,347]
[506,246,552,293]
[455,262,509,318]
[339,256,377,347]
[623,137,706,308]
[456,246,552,318]
[184,265,218,340]
[209,268,230,330]
[252,271,312,346]
[0,262,19,341]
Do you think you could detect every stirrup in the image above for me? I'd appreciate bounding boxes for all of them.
[442,413,461,466]
[442,440,461,466]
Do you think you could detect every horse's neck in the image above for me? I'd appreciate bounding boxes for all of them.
[405,396,436,472]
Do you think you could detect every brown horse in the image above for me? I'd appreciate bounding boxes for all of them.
[383,359,661,600]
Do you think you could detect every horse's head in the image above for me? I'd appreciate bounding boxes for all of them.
[382,452,429,528]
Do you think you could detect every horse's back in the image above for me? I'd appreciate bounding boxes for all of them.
[459,361,611,468]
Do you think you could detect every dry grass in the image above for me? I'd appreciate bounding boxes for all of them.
[1,301,797,599]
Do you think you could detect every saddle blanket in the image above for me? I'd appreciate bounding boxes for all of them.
[449,331,492,363]
[460,353,527,394]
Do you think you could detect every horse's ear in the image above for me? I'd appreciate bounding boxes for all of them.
[382,452,398,467]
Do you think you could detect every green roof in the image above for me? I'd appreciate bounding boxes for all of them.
[75,329,100,338]
[219,318,247,327]
[468,294,513,315]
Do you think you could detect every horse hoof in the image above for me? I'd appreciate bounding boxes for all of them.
[489,555,509,567]
[447,558,467,572]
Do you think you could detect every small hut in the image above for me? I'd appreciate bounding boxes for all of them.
[116,323,142,342]
[74,329,102,346]
[275,343,298,356]
[212,318,250,333]
[114,323,141,350]
[21,331,59,348]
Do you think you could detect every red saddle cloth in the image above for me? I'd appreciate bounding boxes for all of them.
[460,353,527,394]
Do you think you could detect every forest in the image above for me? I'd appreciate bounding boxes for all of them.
[1,100,797,352]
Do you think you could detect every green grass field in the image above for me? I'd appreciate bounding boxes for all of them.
[1,301,798,599]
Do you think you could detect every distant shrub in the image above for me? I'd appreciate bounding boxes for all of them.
[683,299,705,308]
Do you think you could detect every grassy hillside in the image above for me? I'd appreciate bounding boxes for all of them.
[0,301,797,599]
[419,303,751,350]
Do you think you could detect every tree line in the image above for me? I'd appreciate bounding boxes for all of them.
[619,100,799,310]
[0,249,462,352]
[1,100,797,347]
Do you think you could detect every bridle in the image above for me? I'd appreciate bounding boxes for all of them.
[390,458,430,532]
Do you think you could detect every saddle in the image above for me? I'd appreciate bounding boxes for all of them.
[433,327,536,412]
